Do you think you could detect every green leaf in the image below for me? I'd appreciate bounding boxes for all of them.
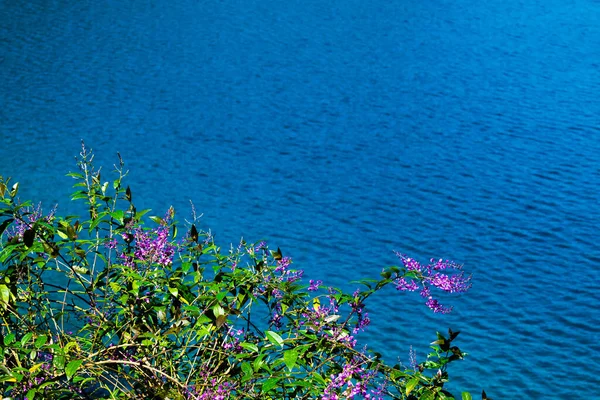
[241,362,253,379]
[283,349,298,371]
[420,390,435,400]
[462,392,473,400]
[66,172,84,179]
[240,342,259,353]
[110,210,124,224]
[0,284,11,309]
[149,216,163,224]
[4,332,15,346]
[65,359,83,380]
[265,331,284,348]
[34,335,47,348]
[21,332,33,346]
[53,354,66,370]
[26,388,36,400]
[271,247,283,260]
[56,229,69,240]
[0,218,14,236]
[312,372,326,385]
[406,376,419,395]
[10,182,19,198]
[262,377,279,393]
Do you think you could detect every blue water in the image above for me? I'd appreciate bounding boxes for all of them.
[2,0,600,397]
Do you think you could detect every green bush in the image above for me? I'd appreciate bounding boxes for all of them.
[0,143,483,399]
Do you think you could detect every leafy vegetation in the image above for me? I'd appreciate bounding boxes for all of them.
[0,143,486,399]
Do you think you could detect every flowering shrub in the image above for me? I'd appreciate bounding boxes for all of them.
[0,143,485,399]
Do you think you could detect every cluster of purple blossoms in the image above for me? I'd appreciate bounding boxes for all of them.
[350,289,371,334]
[222,327,244,353]
[270,255,303,283]
[275,256,292,272]
[186,379,235,400]
[393,253,472,313]
[5,203,56,241]
[270,302,284,329]
[308,279,323,291]
[119,224,175,268]
[321,360,385,400]
[297,293,361,348]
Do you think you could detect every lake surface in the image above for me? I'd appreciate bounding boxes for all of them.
[2,0,600,397]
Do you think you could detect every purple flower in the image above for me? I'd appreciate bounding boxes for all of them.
[275,256,292,272]
[394,253,471,314]
[395,278,419,291]
[308,279,323,291]
[131,224,175,267]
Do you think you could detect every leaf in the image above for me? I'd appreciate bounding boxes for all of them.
[262,377,279,393]
[3,332,15,345]
[0,218,14,236]
[462,392,473,400]
[149,216,163,225]
[271,247,283,260]
[190,224,199,242]
[10,182,19,198]
[283,349,298,371]
[406,376,419,395]
[53,354,66,370]
[240,343,258,353]
[29,363,43,373]
[449,328,460,341]
[216,315,228,328]
[0,284,11,309]
[26,389,36,400]
[312,372,326,385]
[110,210,124,225]
[324,315,341,323]
[265,331,284,348]
[56,229,69,240]
[241,362,253,379]
[34,334,47,348]
[65,359,83,380]
[21,332,33,346]
[23,229,35,247]
[420,390,435,400]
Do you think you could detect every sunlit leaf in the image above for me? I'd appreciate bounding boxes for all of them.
[262,377,279,393]
[65,359,83,380]
[271,247,283,260]
[406,376,419,395]
[265,331,284,348]
[284,349,298,371]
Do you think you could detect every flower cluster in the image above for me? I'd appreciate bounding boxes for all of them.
[5,202,56,241]
[119,223,175,268]
[350,289,370,334]
[308,279,323,291]
[393,254,472,313]
[321,360,385,400]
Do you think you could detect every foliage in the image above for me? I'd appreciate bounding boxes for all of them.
[0,143,484,399]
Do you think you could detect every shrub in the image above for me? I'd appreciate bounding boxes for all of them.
[0,143,482,399]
